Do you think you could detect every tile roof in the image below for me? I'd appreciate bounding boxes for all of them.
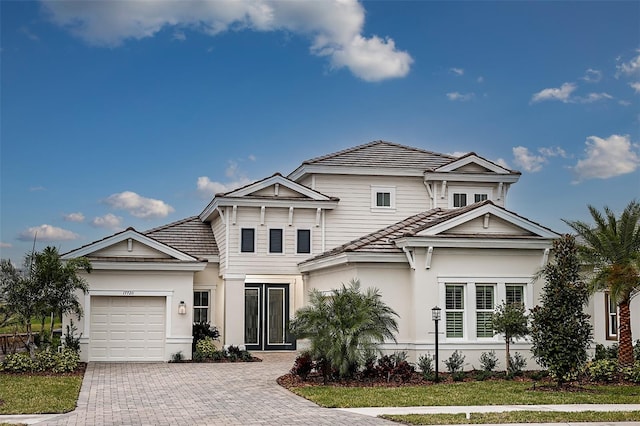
[144,216,218,258]
[300,140,457,170]
[300,201,555,264]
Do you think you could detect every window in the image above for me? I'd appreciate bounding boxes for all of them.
[453,193,467,207]
[446,285,464,338]
[269,228,283,253]
[376,192,391,207]
[193,291,209,323]
[371,186,396,210]
[476,285,495,338]
[297,229,311,254]
[241,228,255,253]
[605,293,618,340]
[449,188,492,208]
[506,285,524,305]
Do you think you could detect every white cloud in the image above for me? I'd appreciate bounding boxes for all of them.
[538,146,567,158]
[616,50,640,77]
[619,100,632,106]
[18,224,79,242]
[531,82,576,103]
[495,158,511,169]
[512,146,546,172]
[0,242,12,248]
[197,176,253,198]
[630,82,640,94]
[573,134,640,182]
[29,186,45,192]
[576,92,613,103]
[63,212,85,222]
[449,67,464,76]
[581,68,602,83]
[42,0,412,82]
[248,154,257,162]
[477,76,484,83]
[104,191,174,219]
[172,30,186,41]
[446,92,474,102]
[447,151,469,158]
[91,213,123,230]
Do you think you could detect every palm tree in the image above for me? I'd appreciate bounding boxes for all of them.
[564,200,640,366]
[289,279,399,381]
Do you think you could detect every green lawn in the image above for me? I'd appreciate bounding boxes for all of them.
[381,411,640,425]
[290,381,640,408]
[0,317,62,335]
[0,375,82,414]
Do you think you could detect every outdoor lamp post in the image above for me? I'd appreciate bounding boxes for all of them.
[432,306,441,383]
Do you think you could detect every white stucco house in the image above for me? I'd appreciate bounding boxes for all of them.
[62,141,637,366]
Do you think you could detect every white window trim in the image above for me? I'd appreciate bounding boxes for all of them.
[448,186,492,208]
[371,185,396,212]
[475,284,496,339]
[267,227,286,255]
[193,290,210,323]
[295,227,313,255]
[239,226,257,254]
[439,277,532,343]
[444,283,466,340]
[605,292,618,341]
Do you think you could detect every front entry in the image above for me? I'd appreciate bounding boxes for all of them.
[244,284,295,350]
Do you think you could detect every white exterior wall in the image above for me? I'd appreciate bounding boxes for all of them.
[311,174,431,250]
[304,247,549,371]
[590,291,640,348]
[67,269,195,362]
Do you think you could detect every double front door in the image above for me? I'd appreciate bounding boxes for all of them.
[244,284,294,350]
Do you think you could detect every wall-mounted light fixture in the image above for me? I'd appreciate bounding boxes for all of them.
[178,300,187,315]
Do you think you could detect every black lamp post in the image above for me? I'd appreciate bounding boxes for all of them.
[432,306,441,383]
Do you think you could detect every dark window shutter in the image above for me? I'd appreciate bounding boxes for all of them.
[297,229,311,253]
[269,229,283,253]
[241,228,255,252]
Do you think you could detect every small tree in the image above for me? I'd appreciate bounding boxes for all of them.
[289,279,399,382]
[492,301,528,373]
[32,247,91,341]
[530,235,593,386]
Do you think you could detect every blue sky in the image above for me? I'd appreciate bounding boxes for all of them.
[1,0,639,264]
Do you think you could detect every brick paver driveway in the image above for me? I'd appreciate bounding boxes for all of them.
[42,353,393,425]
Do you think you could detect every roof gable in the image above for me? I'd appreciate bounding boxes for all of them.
[416,202,558,238]
[224,173,332,200]
[62,228,199,261]
[435,153,517,174]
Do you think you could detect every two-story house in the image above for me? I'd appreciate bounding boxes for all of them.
[62,141,632,366]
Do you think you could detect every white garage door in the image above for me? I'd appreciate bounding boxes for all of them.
[90,296,166,361]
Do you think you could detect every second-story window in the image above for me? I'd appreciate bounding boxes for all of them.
[297,229,311,254]
[241,228,255,253]
[475,193,488,202]
[453,193,467,207]
[371,186,396,211]
[269,228,283,253]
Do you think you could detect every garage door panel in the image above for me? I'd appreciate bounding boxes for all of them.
[90,296,166,361]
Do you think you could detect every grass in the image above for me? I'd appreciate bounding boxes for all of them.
[0,317,62,335]
[381,410,640,425]
[0,375,82,414]
[289,381,640,408]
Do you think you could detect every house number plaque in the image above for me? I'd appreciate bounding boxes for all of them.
[122,291,134,296]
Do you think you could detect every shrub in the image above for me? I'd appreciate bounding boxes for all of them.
[1,352,35,372]
[586,359,619,382]
[224,345,253,362]
[63,319,82,352]
[35,348,59,371]
[635,340,640,361]
[444,350,465,374]
[374,352,415,382]
[192,322,220,352]
[291,351,314,380]
[170,351,184,363]
[480,350,499,372]
[195,336,218,359]
[507,352,527,376]
[361,351,378,378]
[417,353,434,380]
[594,343,618,361]
[53,348,80,373]
[622,361,640,383]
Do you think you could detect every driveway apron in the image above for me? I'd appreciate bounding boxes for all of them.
[41,353,393,425]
